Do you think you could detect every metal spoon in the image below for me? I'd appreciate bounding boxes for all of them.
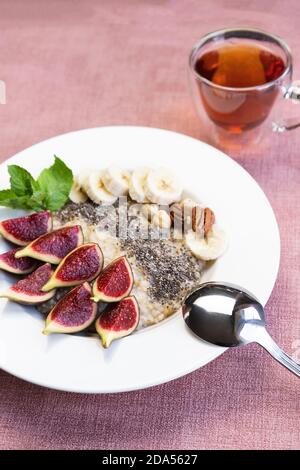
[183,282,300,377]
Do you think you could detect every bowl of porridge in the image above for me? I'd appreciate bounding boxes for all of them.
[0,126,279,392]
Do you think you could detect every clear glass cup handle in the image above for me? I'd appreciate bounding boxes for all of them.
[272,82,300,132]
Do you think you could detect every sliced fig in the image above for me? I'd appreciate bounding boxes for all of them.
[0,263,56,304]
[15,225,83,264]
[42,243,103,291]
[43,282,97,334]
[0,248,38,274]
[92,256,133,303]
[0,211,52,246]
[95,296,140,348]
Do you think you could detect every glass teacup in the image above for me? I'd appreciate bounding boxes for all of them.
[189,28,300,149]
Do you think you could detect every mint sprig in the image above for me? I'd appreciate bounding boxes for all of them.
[0,156,73,212]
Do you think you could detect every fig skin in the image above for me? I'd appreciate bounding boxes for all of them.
[92,256,133,303]
[95,295,140,348]
[0,263,56,304]
[43,282,97,335]
[0,211,52,246]
[15,225,84,264]
[0,248,38,274]
[42,243,104,291]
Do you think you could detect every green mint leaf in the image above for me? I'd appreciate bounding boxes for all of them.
[0,156,73,212]
[0,189,33,210]
[27,190,45,211]
[0,188,45,211]
[37,156,73,211]
[0,189,16,201]
[8,165,39,197]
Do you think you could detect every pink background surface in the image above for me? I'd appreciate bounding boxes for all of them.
[0,0,300,450]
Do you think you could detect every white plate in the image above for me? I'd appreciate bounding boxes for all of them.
[0,126,280,393]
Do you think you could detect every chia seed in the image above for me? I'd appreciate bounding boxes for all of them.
[56,201,115,226]
[122,238,204,304]
[53,200,206,314]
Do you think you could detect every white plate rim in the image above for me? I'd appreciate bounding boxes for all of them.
[0,126,280,393]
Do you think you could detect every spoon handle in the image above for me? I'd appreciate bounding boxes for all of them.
[256,329,300,378]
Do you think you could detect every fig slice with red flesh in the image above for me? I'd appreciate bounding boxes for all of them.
[42,243,103,291]
[15,225,84,264]
[95,295,140,348]
[0,248,38,274]
[0,263,56,304]
[92,256,133,303]
[0,211,52,246]
[43,282,97,335]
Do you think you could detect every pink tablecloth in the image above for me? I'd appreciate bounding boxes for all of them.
[0,0,299,450]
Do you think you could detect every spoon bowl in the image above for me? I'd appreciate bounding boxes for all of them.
[183,282,300,377]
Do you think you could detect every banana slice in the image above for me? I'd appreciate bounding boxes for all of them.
[142,204,171,229]
[83,171,118,205]
[181,198,198,210]
[129,167,151,203]
[77,169,92,188]
[102,166,131,196]
[142,203,159,221]
[152,210,171,229]
[145,167,183,205]
[69,176,88,204]
[185,225,227,261]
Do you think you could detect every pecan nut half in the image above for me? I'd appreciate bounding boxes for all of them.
[203,207,215,236]
[171,202,215,237]
[192,206,215,236]
[170,203,183,227]
[191,206,204,233]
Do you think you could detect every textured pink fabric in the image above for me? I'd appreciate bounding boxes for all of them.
[0,0,300,450]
